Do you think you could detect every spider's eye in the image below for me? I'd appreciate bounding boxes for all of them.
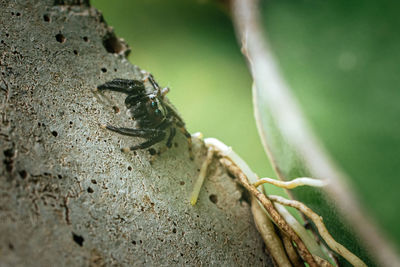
[151,102,157,108]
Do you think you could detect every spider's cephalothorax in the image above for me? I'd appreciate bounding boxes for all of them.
[97,74,192,157]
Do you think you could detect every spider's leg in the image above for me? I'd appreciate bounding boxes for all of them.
[106,125,160,138]
[97,79,145,94]
[161,87,170,97]
[151,127,176,160]
[166,127,176,148]
[129,131,166,151]
[144,74,160,90]
[177,125,193,160]
[166,105,185,124]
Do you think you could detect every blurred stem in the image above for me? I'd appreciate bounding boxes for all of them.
[229,0,399,266]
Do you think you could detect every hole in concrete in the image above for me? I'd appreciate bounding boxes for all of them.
[4,159,13,172]
[3,148,14,158]
[102,31,129,55]
[58,174,62,179]
[72,233,84,246]
[83,36,88,42]
[101,68,107,73]
[112,106,120,113]
[51,131,58,137]
[172,228,177,233]
[55,33,66,43]
[43,14,50,22]
[16,12,21,16]
[87,187,94,193]
[19,170,27,179]
[227,170,236,180]
[209,194,218,204]
[73,50,78,55]
[91,179,97,184]
[132,240,136,245]
[238,185,251,205]
[127,166,132,171]
[179,181,185,186]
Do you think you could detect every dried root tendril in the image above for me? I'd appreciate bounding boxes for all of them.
[219,157,318,267]
[269,195,367,267]
[273,202,329,262]
[254,177,328,189]
[281,233,305,266]
[190,135,365,266]
[190,146,214,205]
[250,196,292,266]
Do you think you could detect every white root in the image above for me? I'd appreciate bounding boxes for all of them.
[273,202,330,263]
[254,177,328,189]
[192,135,366,266]
[190,145,214,205]
[269,195,367,267]
[251,196,292,266]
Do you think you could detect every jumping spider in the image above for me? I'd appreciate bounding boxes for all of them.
[97,74,192,158]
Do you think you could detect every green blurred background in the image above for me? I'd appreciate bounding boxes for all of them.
[93,0,400,254]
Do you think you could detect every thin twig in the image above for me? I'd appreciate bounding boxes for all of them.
[270,195,367,267]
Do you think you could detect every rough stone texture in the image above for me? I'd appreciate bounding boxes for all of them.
[0,0,272,266]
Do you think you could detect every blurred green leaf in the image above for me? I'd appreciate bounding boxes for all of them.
[251,0,400,265]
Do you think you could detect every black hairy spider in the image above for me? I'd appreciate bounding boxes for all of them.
[97,74,192,158]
